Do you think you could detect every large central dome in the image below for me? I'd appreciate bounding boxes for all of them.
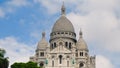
[50,3,76,42]
[52,15,75,32]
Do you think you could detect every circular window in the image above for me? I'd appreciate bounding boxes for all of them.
[59,42,63,45]
[79,63,84,67]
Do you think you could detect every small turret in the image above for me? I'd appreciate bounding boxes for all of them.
[37,32,48,50]
[76,29,88,51]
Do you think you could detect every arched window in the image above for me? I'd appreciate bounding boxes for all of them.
[80,52,83,56]
[52,61,54,67]
[54,43,56,48]
[79,63,84,68]
[40,62,44,67]
[59,55,62,64]
[65,42,68,48]
[51,44,54,49]
[69,42,71,49]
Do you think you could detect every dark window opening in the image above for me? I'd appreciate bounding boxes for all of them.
[79,63,84,67]
[59,55,62,64]
[69,43,71,49]
[51,44,53,49]
[52,61,54,67]
[80,52,83,56]
[40,52,44,56]
[40,62,44,67]
[61,32,64,34]
[65,42,68,48]
[54,43,56,48]
[65,32,68,34]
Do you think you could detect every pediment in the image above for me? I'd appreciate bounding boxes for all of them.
[50,45,71,54]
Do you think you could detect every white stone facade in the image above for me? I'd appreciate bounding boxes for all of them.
[30,4,95,68]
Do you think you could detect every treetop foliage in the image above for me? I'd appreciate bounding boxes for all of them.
[11,61,40,68]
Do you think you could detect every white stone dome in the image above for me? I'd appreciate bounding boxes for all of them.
[77,38,88,50]
[52,15,75,33]
[37,32,48,49]
[50,4,76,42]
[76,31,88,50]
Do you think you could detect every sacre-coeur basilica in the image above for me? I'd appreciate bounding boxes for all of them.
[30,4,95,68]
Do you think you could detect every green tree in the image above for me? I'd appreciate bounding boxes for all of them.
[11,61,40,68]
[11,62,26,68]
[0,48,9,68]
[26,61,39,68]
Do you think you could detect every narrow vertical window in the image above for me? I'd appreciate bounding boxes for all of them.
[54,43,56,48]
[65,42,68,48]
[80,52,83,56]
[59,55,62,64]
[52,61,54,67]
[51,44,53,49]
[67,61,69,67]
[69,42,71,49]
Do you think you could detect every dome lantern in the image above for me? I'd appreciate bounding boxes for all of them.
[61,2,65,15]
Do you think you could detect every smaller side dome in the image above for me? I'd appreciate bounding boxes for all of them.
[76,30,88,51]
[37,32,48,49]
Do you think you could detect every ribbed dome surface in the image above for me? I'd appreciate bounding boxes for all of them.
[52,15,75,33]
[37,32,48,49]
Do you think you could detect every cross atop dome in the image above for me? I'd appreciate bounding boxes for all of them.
[61,2,66,15]
[42,31,45,38]
[79,29,83,38]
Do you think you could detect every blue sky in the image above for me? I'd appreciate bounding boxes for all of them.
[0,0,120,68]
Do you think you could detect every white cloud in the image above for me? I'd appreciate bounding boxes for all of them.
[0,37,35,66]
[34,0,61,14]
[67,10,120,52]
[96,55,114,68]
[0,0,30,18]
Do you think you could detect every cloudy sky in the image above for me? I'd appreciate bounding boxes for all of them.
[0,0,120,68]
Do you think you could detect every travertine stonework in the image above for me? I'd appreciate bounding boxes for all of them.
[30,4,95,68]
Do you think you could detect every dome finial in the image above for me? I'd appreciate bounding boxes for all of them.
[42,31,45,38]
[79,28,83,38]
[61,2,65,15]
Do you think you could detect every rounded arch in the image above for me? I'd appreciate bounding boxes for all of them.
[40,62,44,67]
[79,62,84,68]
[59,55,63,64]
